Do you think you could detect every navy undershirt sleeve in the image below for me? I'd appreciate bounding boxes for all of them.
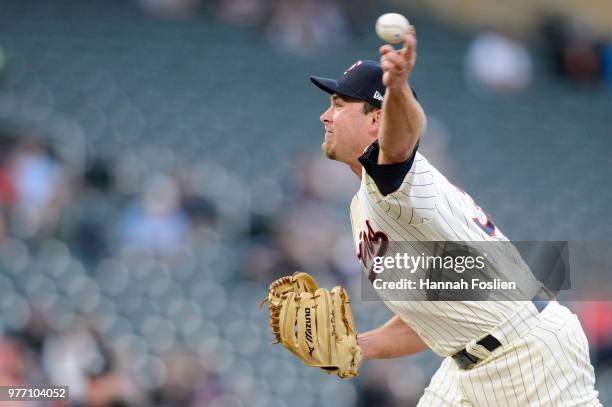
[358,140,419,196]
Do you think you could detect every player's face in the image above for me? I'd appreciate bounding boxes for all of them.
[319,94,375,162]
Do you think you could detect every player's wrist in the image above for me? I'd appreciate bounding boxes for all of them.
[385,82,411,94]
[356,331,379,360]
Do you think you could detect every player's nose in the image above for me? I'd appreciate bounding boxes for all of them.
[320,106,333,124]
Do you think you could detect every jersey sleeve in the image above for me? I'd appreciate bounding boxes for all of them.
[359,141,437,226]
[357,140,418,196]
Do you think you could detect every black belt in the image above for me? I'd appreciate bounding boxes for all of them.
[452,293,552,370]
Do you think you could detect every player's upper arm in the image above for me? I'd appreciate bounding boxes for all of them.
[377,87,425,165]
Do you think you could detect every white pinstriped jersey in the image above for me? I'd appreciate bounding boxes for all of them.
[350,151,541,357]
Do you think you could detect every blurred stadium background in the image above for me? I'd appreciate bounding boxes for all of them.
[0,0,610,406]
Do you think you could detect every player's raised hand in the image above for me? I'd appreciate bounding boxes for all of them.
[379,27,417,89]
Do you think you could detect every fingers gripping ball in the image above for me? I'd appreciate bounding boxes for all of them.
[375,13,410,44]
[259,272,361,379]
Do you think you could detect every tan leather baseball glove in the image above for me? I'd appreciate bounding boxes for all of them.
[259,272,361,379]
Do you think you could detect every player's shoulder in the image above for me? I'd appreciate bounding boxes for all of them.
[358,150,439,225]
[409,151,433,176]
[359,150,438,193]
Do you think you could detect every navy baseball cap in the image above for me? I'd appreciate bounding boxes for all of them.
[310,60,385,108]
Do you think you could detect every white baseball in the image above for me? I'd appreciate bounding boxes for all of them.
[375,13,410,44]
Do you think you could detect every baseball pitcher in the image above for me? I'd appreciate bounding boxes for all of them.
[261,25,602,406]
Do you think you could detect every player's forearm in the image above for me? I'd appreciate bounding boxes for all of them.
[378,84,425,164]
[358,315,428,360]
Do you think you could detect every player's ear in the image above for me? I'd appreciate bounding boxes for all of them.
[369,108,381,133]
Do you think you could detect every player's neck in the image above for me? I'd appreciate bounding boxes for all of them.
[349,161,362,178]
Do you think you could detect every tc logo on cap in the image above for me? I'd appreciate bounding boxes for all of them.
[344,60,363,75]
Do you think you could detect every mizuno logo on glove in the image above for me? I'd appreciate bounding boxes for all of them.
[305,307,315,355]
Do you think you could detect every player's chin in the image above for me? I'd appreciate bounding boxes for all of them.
[321,141,336,160]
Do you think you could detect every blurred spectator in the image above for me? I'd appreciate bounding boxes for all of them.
[576,302,612,368]
[266,0,350,55]
[177,168,218,239]
[0,337,25,407]
[43,319,140,406]
[0,337,24,387]
[0,133,17,207]
[7,140,70,240]
[0,132,17,241]
[61,158,116,263]
[542,17,602,82]
[43,323,106,401]
[120,173,191,258]
[465,30,533,93]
